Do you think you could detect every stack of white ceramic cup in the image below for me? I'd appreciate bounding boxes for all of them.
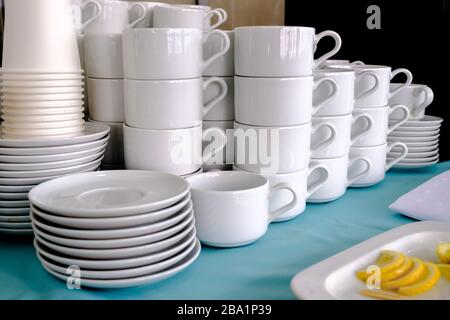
[233,26,343,221]
[122,24,231,176]
[83,0,147,169]
[306,68,375,203]
[347,64,413,187]
[0,0,85,140]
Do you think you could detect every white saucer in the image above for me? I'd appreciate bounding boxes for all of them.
[0,152,103,172]
[0,122,109,148]
[388,134,439,143]
[0,144,106,164]
[388,149,438,158]
[0,221,32,229]
[0,191,29,200]
[0,199,29,208]
[0,161,100,185]
[1,86,83,95]
[0,228,33,235]
[0,185,35,193]
[0,207,30,215]
[32,214,194,249]
[395,139,439,148]
[390,125,441,132]
[389,129,440,138]
[391,143,438,153]
[391,159,439,169]
[30,205,193,240]
[0,215,30,222]
[389,154,439,163]
[36,236,198,280]
[31,194,191,230]
[28,171,190,217]
[389,115,443,127]
[34,235,198,270]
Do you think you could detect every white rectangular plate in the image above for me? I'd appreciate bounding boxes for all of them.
[291,221,450,300]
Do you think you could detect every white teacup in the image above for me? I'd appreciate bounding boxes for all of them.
[203,77,234,121]
[123,124,226,176]
[82,0,147,34]
[124,77,228,130]
[128,1,165,28]
[234,26,342,77]
[311,113,373,159]
[353,65,413,107]
[352,105,410,147]
[187,171,298,247]
[153,5,226,31]
[349,142,408,187]
[235,76,314,126]
[389,84,434,120]
[313,68,355,116]
[174,4,227,30]
[203,120,234,171]
[87,78,125,123]
[233,122,312,174]
[88,119,123,165]
[307,155,372,203]
[203,30,234,77]
[84,33,123,79]
[123,28,230,80]
[234,165,329,222]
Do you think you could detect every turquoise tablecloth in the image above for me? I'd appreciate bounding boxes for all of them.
[0,161,449,300]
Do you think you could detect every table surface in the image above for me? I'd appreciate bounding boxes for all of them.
[0,161,449,300]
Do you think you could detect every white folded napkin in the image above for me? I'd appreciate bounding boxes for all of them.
[389,170,450,222]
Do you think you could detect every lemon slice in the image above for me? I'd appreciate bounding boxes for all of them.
[381,256,413,282]
[436,243,450,263]
[356,250,405,281]
[398,262,440,296]
[437,264,450,281]
[382,258,426,290]
[360,289,406,300]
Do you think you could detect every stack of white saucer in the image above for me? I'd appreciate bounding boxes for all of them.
[28,171,200,289]
[1,0,85,140]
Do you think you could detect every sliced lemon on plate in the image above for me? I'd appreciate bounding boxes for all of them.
[360,289,406,300]
[356,250,405,281]
[381,258,426,290]
[437,264,450,281]
[381,256,413,282]
[436,243,450,263]
[397,262,440,296]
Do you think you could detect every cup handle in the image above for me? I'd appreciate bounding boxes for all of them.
[386,142,408,171]
[268,183,298,223]
[128,3,148,28]
[350,114,374,145]
[205,8,228,32]
[313,30,342,68]
[355,71,380,100]
[412,86,434,118]
[312,77,339,115]
[203,127,227,164]
[346,157,372,187]
[203,77,228,117]
[306,165,330,198]
[389,68,413,98]
[388,104,410,134]
[202,30,231,72]
[81,0,102,31]
[311,123,337,152]
[351,61,365,65]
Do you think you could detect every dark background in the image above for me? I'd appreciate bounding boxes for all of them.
[286,0,449,161]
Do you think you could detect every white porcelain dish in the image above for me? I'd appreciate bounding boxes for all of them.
[391,143,438,153]
[389,130,440,138]
[28,171,190,217]
[0,207,30,215]
[389,139,439,148]
[0,191,29,200]
[391,160,439,169]
[0,199,29,208]
[291,221,450,300]
[0,228,33,235]
[0,215,30,222]
[388,154,439,163]
[388,149,438,159]
[389,115,443,128]
[387,134,439,143]
[391,125,441,133]
[0,185,35,193]
[0,221,32,229]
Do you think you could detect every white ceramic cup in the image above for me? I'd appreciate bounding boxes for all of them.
[311,113,373,159]
[84,33,123,79]
[128,1,165,28]
[352,105,410,147]
[349,142,408,187]
[313,68,355,116]
[88,119,123,165]
[187,171,297,247]
[87,78,125,123]
[234,26,342,77]
[235,76,313,126]
[203,77,234,121]
[173,4,227,30]
[123,28,230,80]
[124,77,228,130]
[123,124,226,176]
[389,84,434,120]
[234,164,329,222]
[2,0,82,72]
[203,120,234,171]
[82,0,147,34]
[307,155,372,203]
[203,30,234,77]
[353,65,413,107]
[153,5,226,31]
[233,122,311,174]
